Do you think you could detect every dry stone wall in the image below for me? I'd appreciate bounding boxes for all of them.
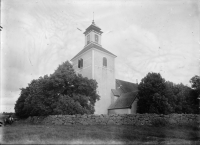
[25,114,200,126]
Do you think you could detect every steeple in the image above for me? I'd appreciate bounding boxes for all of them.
[71,20,116,61]
[70,18,117,114]
[92,20,95,25]
[83,21,103,35]
[92,12,95,25]
[83,19,103,46]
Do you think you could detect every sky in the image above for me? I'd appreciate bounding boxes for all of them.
[1,0,199,112]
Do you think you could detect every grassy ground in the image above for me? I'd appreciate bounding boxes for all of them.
[1,122,200,144]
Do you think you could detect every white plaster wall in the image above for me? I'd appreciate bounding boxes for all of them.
[72,49,92,79]
[93,49,115,114]
[131,99,138,114]
[72,46,115,115]
[108,108,131,114]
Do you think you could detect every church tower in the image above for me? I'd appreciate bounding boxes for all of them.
[71,20,116,114]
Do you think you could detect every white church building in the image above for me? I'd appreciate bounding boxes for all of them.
[71,20,138,115]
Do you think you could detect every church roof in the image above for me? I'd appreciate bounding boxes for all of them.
[83,21,103,35]
[108,91,138,110]
[108,79,138,110]
[70,43,117,61]
[111,89,120,97]
[116,79,138,93]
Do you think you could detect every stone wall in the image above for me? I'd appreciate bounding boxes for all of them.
[25,114,200,126]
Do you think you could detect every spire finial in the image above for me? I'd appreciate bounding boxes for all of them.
[92,12,95,25]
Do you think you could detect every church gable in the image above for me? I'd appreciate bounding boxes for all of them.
[70,43,116,61]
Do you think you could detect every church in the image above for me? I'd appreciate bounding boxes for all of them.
[70,20,138,115]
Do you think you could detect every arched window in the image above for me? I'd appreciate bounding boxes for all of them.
[103,57,107,67]
[78,58,83,68]
[95,34,99,43]
[87,35,90,44]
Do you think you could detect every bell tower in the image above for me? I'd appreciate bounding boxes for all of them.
[83,20,103,46]
[71,20,116,114]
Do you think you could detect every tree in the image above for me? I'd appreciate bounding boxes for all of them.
[137,72,172,114]
[173,84,191,113]
[188,75,200,113]
[15,61,100,118]
[164,80,199,114]
[53,95,90,115]
[163,81,176,113]
[190,75,200,91]
[149,93,172,114]
[15,86,33,118]
[137,73,199,114]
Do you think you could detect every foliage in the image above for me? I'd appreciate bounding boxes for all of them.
[190,75,200,90]
[137,73,199,114]
[15,61,100,118]
[137,72,172,114]
[15,88,31,118]
[53,95,92,115]
[164,79,199,114]
[149,93,172,114]
[189,75,200,113]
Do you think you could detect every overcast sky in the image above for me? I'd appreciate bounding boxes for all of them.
[1,0,199,112]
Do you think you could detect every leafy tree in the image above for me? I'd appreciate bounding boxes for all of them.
[163,81,176,113]
[190,75,200,91]
[15,87,32,118]
[149,93,172,114]
[164,80,199,114]
[188,75,200,113]
[53,95,89,115]
[15,61,100,118]
[137,72,172,114]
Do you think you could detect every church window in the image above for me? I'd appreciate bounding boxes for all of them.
[87,35,90,44]
[95,34,99,43]
[78,58,83,68]
[103,57,107,67]
[78,60,80,68]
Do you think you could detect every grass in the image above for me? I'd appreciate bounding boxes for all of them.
[1,121,200,144]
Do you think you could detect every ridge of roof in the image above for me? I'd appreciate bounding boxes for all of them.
[115,79,138,93]
[70,43,116,61]
[116,79,137,84]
